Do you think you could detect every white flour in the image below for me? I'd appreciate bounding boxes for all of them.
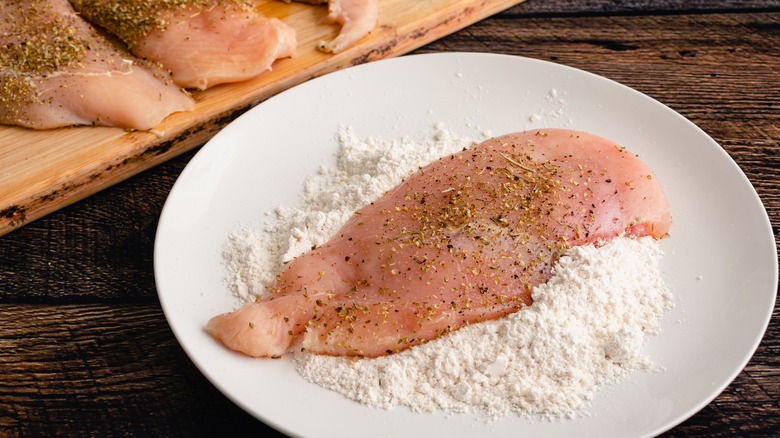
[295,237,672,420]
[222,125,673,420]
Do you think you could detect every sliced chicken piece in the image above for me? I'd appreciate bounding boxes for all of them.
[0,0,194,130]
[286,0,378,53]
[318,0,378,53]
[208,129,671,358]
[70,0,297,90]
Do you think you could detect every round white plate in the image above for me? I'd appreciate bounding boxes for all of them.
[154,53,777,437]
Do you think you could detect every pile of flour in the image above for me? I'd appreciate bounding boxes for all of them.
[295,237,672,420]
[221,125,673,420]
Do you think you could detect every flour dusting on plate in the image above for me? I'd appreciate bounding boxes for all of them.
[221,125,673,420]
[295,237,672,420]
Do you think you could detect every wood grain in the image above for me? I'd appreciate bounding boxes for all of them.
[0,0,525,237]
[0,1,778,437]
[0,303,271,437]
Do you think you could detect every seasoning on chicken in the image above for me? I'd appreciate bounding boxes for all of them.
[207,129,672,358]
[0,0,194,130]
[70,0,297,90]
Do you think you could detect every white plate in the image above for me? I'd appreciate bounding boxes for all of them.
[154,53,777,437]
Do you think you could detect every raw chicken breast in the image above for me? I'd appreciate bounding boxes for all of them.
[288,0,378,53]
[0,0,194,130]
[318,0,378,53]
[208,129,671,358]
[70,0,297,90]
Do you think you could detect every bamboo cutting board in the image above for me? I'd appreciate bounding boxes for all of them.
[0,0,524,236]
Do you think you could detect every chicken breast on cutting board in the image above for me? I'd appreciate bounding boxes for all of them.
[70,0,296,90]
[303,0,379,53]
[0,0,194,130]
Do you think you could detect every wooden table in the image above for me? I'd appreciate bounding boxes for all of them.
[2,1,778,436]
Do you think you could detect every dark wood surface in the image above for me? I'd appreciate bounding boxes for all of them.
[2,1,778,436]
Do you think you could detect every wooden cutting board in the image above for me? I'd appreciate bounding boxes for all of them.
[0,0,524,236]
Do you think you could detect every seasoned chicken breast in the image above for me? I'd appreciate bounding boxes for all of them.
[208,129,671,358]
[0,0,194,130]
[70,0,296,90]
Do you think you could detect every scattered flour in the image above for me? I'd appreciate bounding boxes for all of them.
[295,237,672,420]
[221,125,674,421]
